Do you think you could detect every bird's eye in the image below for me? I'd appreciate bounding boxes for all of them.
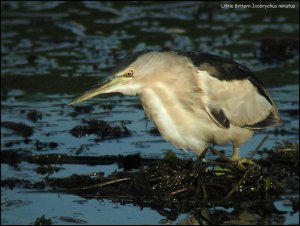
[124,70,134,78]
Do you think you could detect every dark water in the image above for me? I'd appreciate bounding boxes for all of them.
[1,1,299,225]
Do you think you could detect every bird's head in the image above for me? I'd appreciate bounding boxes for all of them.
[69,51,188,105]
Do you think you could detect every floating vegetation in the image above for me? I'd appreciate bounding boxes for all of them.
[1,141,298,224]
[1,121,34,138]
[68,105,94,117]
[34,215,52,225]
[256,37,299,63]
[70,118,132,139]
[24,110,42,122]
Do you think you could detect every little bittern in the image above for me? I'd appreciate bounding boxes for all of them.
[70,51,281,162]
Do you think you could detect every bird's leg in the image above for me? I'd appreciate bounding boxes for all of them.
[232,146,255,170]
[232,147,240,161]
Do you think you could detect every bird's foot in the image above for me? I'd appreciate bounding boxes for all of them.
[231,157,256,171]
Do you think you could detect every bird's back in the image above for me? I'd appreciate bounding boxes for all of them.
[174,51,281,129]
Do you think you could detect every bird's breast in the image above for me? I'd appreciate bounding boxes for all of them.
[141,86,182,140]
[140,84,210,153]
[139,82,255,155]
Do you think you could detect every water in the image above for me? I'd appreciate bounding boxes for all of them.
[1,1,299,225]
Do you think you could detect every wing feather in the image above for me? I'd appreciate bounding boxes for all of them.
[196,70,281,129]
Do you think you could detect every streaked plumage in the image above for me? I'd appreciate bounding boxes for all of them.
[70,51,281,160]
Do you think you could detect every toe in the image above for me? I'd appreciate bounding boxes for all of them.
[232,157,256,170]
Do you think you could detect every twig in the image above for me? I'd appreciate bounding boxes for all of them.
[82,178,131,190]
[248,134,269,158]
[1,150,158,166]
[202,184,208,202]
[170,188,188,196]
[210,149,233,163]
[224,165,256,200]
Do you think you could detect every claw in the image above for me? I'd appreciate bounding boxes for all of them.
[232,157,256,170]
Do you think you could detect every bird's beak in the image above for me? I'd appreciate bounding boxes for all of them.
[69,76,128,105]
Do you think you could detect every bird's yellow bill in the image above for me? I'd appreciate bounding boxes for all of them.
[69,76,127,105]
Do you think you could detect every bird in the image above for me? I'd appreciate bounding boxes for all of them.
[69,51,281,166]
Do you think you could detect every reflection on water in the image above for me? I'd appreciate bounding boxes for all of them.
[1,1,299,225]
